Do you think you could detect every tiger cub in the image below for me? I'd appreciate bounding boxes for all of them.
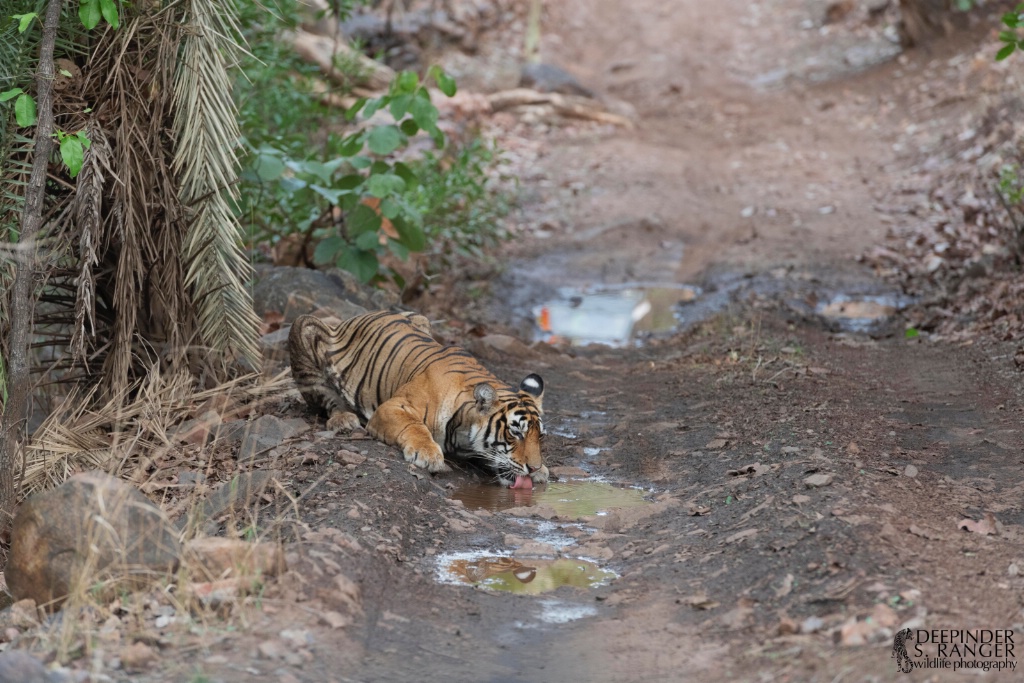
[288,311,547,488]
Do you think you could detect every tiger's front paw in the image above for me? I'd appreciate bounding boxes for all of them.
[327,410,361,433]
[402,442,447,473]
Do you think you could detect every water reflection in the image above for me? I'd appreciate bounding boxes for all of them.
[452,479,649,517]
[439,554,617,594]
[534,284,699,347]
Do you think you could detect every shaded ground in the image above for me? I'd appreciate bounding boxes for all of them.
[60,1,1024,681]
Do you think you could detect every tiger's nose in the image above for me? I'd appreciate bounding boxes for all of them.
[527,464,540,474]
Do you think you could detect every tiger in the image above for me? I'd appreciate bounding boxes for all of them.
[287,310,548,489]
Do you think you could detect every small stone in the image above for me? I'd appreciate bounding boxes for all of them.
[184,537,286,580]
[257,639,288,660]
[804,473,833,488]
[1009,563,1020,577]
[119,642,157,672]
[550,466,589,479]
[778,617,799,635]
[337,450,367,466]
[903,465,919,478]
[346,507,361,520]
[801,616,825,634]
[319,610,351,629]
[791,494,811,505]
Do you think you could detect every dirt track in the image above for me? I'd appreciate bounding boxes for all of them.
[184,1,1024,681]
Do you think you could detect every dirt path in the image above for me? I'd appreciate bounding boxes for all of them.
[182,2,1024,682]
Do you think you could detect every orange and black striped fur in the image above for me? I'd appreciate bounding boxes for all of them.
[288,311,547,486]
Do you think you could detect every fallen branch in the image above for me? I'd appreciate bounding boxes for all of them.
[487,88,634,128]
[290,29,396,92]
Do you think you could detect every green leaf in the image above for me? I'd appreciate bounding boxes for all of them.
[399,118,420,137]
[362,97,384,119]
[904,327,920,339]
[391,215,426,252]
[79,0,102,30]
[1001,30,1018,42]
[0,88,24,102]
[311,184,345,204]
[338,248,380,282]
[60,137,85,177]
[379,197,400,219]
[99,0,119,28]
[347,202,382,235]
[313,236,345,266]
[252,152,285,181]
[395,71,419,94]
[75,130,91,149]
[14,94,36,127]
[338,134,363,157]
[345,97,367,121]
[365,173,406,198]
[393,161,419,188]
[366,125,404,156]
[389,93,413,119]
[997,42,1017,61]
[355,230,381,250]
[334,174,365,191]
[388,240,410,261]
[429,65,457,97]
[59,68,73,77]
[13,13,37,32]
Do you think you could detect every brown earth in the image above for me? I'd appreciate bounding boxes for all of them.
[89,1,1024,681]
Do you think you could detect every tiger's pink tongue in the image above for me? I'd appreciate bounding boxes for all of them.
[511,475,533,490]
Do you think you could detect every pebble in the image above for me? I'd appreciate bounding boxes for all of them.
[804,473,833,488]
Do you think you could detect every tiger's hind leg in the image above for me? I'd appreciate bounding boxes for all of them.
[366,398,447,472]
[289,315,363,433]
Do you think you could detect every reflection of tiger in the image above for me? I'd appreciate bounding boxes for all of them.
[288,311,548,487]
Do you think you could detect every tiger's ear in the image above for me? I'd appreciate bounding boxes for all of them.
[474,383,497,410]
[519,374,544,407]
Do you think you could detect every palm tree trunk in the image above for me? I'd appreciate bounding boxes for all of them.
[0,0,63,530]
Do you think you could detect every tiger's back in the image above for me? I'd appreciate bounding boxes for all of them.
[288,311,548,486]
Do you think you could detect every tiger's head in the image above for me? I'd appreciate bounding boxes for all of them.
[461,374,547,488]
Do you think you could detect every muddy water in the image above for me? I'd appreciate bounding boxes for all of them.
[533,284,700,347]
[452,478,650,516]
[437,552,616,595]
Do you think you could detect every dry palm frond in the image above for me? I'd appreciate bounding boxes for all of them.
[69,118,111,361]
[172,0,261,373]
[21,368,293,498]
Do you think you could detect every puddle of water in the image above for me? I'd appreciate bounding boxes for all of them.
[452,479,650,516]
[533,284,700,347]
[437,552,616,595]
[539,599,598,624]
[816,294,903,333]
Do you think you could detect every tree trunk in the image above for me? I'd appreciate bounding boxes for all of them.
[0,0,63,533]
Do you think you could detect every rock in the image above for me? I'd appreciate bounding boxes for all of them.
[187,577,249,606]
[801,615,825,634]
[0,650,49,683]
[183,537,287,580]
[176,470,281,535]
[170,410,223,447]
[119,642,157,672]
[257,638,289,660]
[903,464,919,478]
[519,63,595,98]
[252,265,396,322]
[0,599,40,630]
[804,473,833,488]
[473,335,538,359]
[7,472,180,608]
[259,326,293,357]
[239,416,307,460]
[319,610,351,629]
[336,449,367,466]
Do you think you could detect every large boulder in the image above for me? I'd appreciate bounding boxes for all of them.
[252,265,399,322]
[7,472,180,609]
